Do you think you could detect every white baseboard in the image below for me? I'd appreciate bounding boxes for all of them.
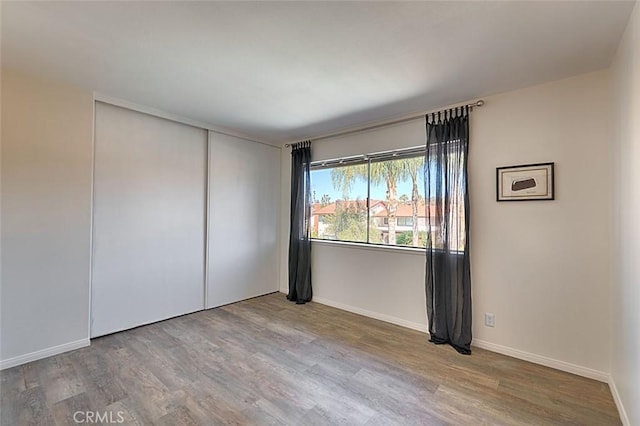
[306,293,610,383]
[311,296,429,333]
[608,375,631,426]
[0,338,90,370]
[470,339,609,382]
[279,291,630,424]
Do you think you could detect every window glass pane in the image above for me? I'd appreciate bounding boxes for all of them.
[310,165,368,243]
[369,157,426,247]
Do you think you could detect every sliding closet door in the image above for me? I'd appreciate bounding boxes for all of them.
[207,133,280,308]
[91,103,207,337]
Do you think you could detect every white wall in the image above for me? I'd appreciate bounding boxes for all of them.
[1,69,93,366]
[471,70,612,376]
[0,70,281,368]
[611,3,640,425]
[280,119,429,327]
[281,70,613,378]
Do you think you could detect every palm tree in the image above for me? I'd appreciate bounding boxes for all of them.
[320,194,332,207]
[331,160,409,245]
[403,157,425,246]
[330,164,368,199]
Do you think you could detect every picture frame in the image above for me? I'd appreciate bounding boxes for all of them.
[496,162,555,201]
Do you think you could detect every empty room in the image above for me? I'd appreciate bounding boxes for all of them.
[1,1,639,425]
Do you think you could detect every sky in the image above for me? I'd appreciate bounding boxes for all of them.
[310,168,425,202]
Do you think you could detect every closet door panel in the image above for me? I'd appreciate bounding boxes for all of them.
[91,102,206,337]
[207,133,280,308]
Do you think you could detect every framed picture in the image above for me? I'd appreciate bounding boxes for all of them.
[496,162,554,201]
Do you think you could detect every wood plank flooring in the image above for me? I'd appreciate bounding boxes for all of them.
[1,293,620,425]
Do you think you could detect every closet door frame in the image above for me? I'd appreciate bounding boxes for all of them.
[90,99,208,337]
[89,94,281,339]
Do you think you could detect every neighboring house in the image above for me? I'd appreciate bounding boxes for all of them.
[311,199,430,242]
[370,202,428,233]
[310,200,383,238]
[311,199,467,248]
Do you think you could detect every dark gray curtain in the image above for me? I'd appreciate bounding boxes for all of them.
[287,141,312,304]
[425,107,472,354]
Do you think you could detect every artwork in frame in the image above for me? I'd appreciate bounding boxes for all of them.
[496,162,555,201]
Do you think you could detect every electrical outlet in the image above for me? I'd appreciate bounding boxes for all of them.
[484,313,495,327]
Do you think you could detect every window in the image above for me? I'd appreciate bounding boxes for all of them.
[309,165,368,243]
[310,148,426,248]
[398,217,413,226]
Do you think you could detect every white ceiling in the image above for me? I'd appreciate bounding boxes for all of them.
[1,1,635,143]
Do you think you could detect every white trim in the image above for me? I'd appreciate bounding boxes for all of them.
[304,292,613,385]
[204,132,212,309]
[310,145,426,168]
[472,339,609,382]
[93,92,279,148]
[88,95,96,339]
[311,239,426,256]
[310,295,429,333]
[276,153,283,299]
[304,295,628,423]
[0,339,90,370]
[608,375,631,426]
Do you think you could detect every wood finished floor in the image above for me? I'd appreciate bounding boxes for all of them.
[1,293,620,425]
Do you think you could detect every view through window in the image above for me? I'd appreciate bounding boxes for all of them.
[310,153,428,248]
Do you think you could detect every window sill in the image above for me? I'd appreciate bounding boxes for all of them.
[310,239,426,256]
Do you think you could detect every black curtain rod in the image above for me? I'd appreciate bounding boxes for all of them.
[284,100,484,147]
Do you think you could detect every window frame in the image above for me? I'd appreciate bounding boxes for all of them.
[310,146,427,250]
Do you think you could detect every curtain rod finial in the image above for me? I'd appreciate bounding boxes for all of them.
[476,100,485,107]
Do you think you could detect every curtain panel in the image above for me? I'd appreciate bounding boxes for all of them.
[288,141,312,304]
[425,107,472,354]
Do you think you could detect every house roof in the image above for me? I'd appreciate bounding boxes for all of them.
[312,199,373,215]
[371,202,430,218]
[313,199,431,218]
